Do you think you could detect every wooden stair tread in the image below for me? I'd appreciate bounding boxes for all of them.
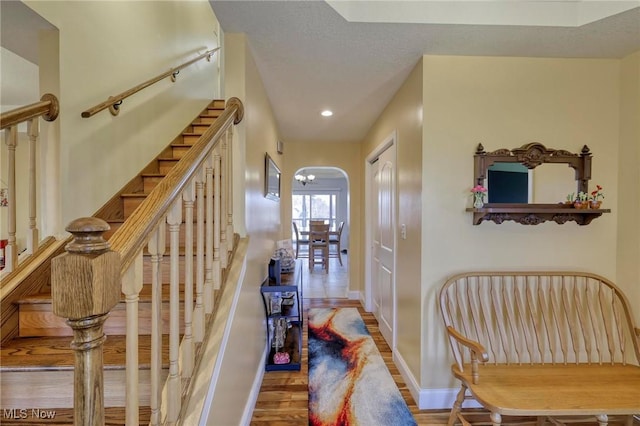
[16,283,193,305]
[120,192,148,198]
[0,406,151,425]
[140,172,166,177]
[0,334,169,371]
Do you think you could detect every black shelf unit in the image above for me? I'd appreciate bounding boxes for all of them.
[260,260,302,371]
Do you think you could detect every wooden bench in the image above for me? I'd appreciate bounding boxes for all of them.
[439,271,640,426]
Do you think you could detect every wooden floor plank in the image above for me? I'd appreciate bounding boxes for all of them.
[250,298,640,426]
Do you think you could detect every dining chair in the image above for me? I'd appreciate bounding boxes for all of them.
[308,223,329,273]
[329,221,345,266]
[309,220,325,227]
[292,222,309,259]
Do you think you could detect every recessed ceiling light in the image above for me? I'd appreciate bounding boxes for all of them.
[321,110,333,117]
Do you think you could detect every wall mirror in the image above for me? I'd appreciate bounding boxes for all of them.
[468,142,609,226]
[474,142,592,204]
[265,153,281,201]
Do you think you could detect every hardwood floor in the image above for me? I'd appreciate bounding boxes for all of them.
[250,298,446,425]
[250,299,640,426]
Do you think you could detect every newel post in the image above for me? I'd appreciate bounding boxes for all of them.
[51,218,121,426]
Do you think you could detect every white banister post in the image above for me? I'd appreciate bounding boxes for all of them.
[226,126,234,255]
[204,155,214,313]
[122,251,143,426]
[4,126,18,272]
[213,150,221,290]
[166,198,183,422]
[51,218,121,426]
[26,118,39,254]
[194,168,205,342]
[182,180,195,377]
[219,137,228,269]
[148,222,165,426]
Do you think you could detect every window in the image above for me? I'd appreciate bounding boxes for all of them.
[292,193,338,229]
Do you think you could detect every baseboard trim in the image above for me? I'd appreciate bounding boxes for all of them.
[240,345,268,426]
[348,290,360,300]
[393,350,481,410]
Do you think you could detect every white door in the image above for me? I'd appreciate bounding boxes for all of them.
[370,145,395,347]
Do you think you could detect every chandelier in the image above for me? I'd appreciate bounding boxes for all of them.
[294,172,315,186]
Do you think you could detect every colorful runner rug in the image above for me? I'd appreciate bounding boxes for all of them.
[308,308,417,426]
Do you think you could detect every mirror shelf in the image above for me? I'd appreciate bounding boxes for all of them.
[467,204,611,226]
[470,142,611,226]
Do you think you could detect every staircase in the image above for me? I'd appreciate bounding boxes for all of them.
[0,100,229,425]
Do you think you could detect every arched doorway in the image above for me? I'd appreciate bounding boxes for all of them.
[291,166,349,298]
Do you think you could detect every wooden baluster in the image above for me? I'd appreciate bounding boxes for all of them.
[219,135,228,269]
[4,126,18,272]
[226,127,234,255]
[122,251,143,426]
[205,155,214,314]
[26,118,39,254]
[213,149,221,290]
[166,199,182,422]
[51,218,121,426]
[148,223,165,426]
[182,181,195,376]
[194,169,205,342]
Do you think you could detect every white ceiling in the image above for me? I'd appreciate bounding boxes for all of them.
[210,1,640,144]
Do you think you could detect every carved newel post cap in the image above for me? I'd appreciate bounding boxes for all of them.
[52,217,121,320]
[65,217,111,254]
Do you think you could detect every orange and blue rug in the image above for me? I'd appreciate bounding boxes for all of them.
[308,308,417,426]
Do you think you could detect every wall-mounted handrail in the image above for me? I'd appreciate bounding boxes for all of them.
[0,93,59,130]
[81,47,220,118]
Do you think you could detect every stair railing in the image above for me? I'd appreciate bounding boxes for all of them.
[0,94,60,273]
[81,48,220,118]
[51,97,244,425]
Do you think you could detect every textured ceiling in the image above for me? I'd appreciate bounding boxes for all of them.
[210,1,640,144]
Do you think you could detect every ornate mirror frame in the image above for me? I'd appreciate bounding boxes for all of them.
[474,142,592,194]
[468,142,610,226]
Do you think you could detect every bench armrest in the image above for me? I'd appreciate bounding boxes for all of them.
[447,326,489,385]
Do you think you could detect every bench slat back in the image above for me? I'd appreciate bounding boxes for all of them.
[440,272,639,367]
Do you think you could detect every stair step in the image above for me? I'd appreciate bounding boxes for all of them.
[17,285,192,337]
[198,115,218,125]
[120,190,214,219]
[105,219,204,241]
[170,143,191,159]
[202,107,223,117]
[190,123,211,135]
[158,157,180,174]
[0,406,152,425]
[0,334,169,371]
[210,99,225,109]
[140,172,166,192]
[181,133,201,145]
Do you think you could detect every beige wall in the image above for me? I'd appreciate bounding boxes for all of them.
[421,55,621,388]
[281,141,363,294]
[360,60,424,380]
[206,33,283,424]
[617,50,640,324]
[25,0,221,229]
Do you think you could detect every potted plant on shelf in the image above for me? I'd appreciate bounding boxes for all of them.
[574,191,589,209]
[589,185,604,209]
[471,184,487,208]
[565,192,575,207]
